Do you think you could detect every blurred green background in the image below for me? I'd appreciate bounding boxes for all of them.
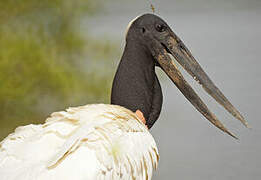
[0,0,120,139]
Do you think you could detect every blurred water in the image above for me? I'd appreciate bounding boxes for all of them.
[85,1,261,179]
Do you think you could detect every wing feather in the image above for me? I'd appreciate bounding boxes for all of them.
[0,104,159,180]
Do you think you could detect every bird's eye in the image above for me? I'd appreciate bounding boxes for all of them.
[155,24,166,32]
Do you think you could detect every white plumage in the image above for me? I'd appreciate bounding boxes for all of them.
[0,104,159,180]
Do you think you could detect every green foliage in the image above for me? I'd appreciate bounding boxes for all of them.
[0,0,119,139]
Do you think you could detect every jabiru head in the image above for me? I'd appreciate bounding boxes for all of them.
[111,14,248,139]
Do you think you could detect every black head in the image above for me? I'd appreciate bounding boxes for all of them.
[125,14,170,43]
[111,14,247,138]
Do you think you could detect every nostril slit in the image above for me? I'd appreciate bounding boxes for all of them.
[142,27,146,33]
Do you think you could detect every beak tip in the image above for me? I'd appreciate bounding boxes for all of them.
[236,114,250,128]
[229,132,239,140]
[223,128,239,140]
[245,123,252,129]
[245,123,251,129]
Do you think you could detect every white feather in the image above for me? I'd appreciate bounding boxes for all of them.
[0,104,159,180]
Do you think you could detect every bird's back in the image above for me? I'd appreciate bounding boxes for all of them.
[0,104,159,180]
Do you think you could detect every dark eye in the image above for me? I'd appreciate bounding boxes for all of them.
[156,24,166,32]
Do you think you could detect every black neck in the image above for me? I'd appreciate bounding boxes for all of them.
[111,40,162,128]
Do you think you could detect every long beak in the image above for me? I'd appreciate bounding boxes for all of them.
[147,32,248,139]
